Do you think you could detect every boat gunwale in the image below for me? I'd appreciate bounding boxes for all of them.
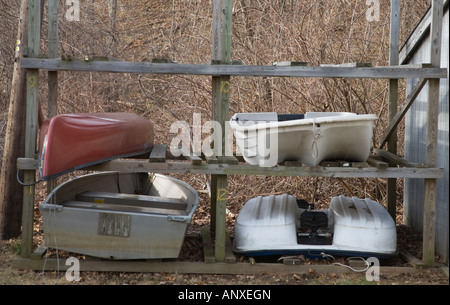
[40,172,200,221]
[230,113,378,132]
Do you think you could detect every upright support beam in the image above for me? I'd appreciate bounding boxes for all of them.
[386,0,400,221]
[21,0,41,258]
[211,0,232,262]
[423,0,443,266]
[48,0,58,117]
[47,0,58,196]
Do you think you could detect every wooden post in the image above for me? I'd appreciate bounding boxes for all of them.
[211,0,232,262]
[209,0,222,234]
[48,0,58,117]
[47,0,58,196]
[386,0,400,221]
[423,0,443,266]
[21,0,41,258]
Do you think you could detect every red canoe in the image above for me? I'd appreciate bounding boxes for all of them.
[38,112,154,180]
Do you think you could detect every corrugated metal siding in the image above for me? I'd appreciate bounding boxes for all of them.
[404,8,449,264]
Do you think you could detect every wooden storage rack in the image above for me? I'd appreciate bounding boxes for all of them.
[14,0,446,272]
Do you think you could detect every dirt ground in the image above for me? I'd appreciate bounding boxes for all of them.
[0,224,448,286]
[0,239,449,286]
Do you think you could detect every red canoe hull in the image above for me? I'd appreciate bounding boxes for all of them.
[38,113,154,180]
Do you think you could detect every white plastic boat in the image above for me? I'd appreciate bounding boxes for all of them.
[230,112,378,167]
[40,172,199,260]
[233,194,397,258]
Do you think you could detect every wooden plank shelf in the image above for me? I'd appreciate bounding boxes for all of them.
[17,146,444,179]
[20,58,448,79]
[84,159,444,179]
[12,253,427,275]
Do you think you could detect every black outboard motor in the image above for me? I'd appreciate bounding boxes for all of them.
[299,210,330,245]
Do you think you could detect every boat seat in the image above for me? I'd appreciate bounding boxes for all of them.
[63,200,188,216]
[76,191,187,211]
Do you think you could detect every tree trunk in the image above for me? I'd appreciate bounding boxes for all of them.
[0,0,28,240]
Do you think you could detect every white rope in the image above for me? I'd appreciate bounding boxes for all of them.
[278,252,370,273]
[320,252,370,273]
[311,118,320,165]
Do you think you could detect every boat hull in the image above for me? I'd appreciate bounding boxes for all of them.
[233,194,397,258]
[38,113,154,180]
[40,172,199,260]
[230,112,377,167]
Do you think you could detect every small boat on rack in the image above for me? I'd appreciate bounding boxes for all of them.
[40,172,199,260]
[230,112,378,167]
[38,112,154,180]
[233,194,397,258]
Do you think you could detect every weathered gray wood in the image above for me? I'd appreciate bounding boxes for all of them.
[351,162,368,168]
[399,251,426,268]
[85,159,444,179]
[210,0,232,263]
[20,58,448,79]
[46,0,58,197]
[12,257,431,275]
[149,144,167,162]
[47,0,58,115]
[21,0,41,258]
[16,155,443,178]
[380,78,428,148]
[367,157,389,169]
[221,0,232,64]
[283,160,304,167]
[178,147,202,164]
[374,149,428,168]
[200,227,215,263]
[213,174,227,262]
[386,0,401,222]
[423,178,438,266]
[423,0,443,267]
[206,155,219,164]
[47,0,58,56]
[185,154,203,165]
[211,0,222,62]
[16,157,38,170]
[30,244,47,260]
[389,0,401,66]
[223,156,239,164]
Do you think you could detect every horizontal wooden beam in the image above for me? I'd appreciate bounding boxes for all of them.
[16,157,444,178]
[374,149,429,168]
[13,257,427,275]
[20,58,448,79]
[84,159,444,179]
